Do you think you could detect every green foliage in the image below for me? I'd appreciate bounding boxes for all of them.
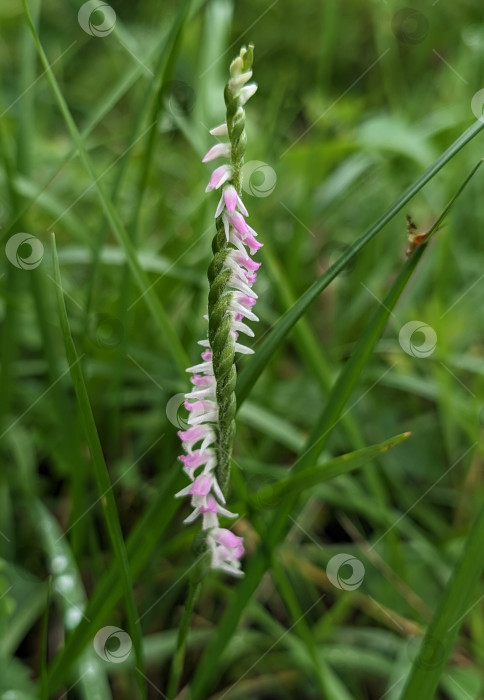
[1,1,484,698]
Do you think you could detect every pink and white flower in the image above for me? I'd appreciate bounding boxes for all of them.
[177,47,260,577]
[207,528,245,577]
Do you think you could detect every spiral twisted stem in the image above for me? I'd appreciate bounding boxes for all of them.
[207,46,254,495]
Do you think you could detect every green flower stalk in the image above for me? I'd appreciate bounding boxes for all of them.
[175,45,261,577]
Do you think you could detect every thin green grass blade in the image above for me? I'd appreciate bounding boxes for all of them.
[47,432,406,694]
[269,557,352,700]
[400,502,484,699]
[261,239,368,452]
[51,233,145,697]
[236,121,484,404]
[244,238,387,507]
[190,253,426,700]
[3,1,207,245]
[295,158,483,476]
[46,466,184,693]
[293,250,425,475]
[34,501,112,700]
[22,0,188,375]
[190,158,483,698]
[248,432,410,509]
[109,0,194,453]
[31,153,484,697]
[2,36,167,244]
[264,160,482,543]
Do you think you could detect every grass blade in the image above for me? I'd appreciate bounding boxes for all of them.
[34,501,112,700]
[248,432,410,510]
[400,501,484,699]
[236,121,484,404]
[51,233,145,697]
[22,0,189,375]
[190,157,484,697]
[190,250,426,700]
[46,466,184,692]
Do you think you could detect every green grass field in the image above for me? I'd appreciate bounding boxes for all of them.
[1,0,484,698]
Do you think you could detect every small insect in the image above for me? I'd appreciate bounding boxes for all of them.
[405,215,444,258]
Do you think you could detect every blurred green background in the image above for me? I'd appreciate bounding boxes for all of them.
[1,0,484,697]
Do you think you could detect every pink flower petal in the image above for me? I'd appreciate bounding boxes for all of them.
[228,211,250,235]
[223,185,238,212]
[206,165,233,192]
[178,426,204,443]
[189,474,212,496]
[202,143,231,163]
[237,293,257,308]
[237,232,263,255]
[178,450,211,470]
[191,374,213,388]
[217,529,245,557]
[233,252,260,271]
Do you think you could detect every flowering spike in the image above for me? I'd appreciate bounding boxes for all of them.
[177,45,260,577]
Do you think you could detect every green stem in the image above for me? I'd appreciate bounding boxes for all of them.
[167,577,202,699]
[207,45,254,496]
